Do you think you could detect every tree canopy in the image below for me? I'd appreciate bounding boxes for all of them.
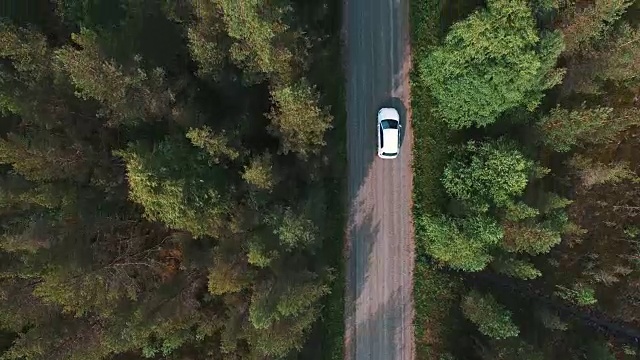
[461,290,520,339]
[442,139,536,212]
[0,0,343,358]
[420,0,565,128]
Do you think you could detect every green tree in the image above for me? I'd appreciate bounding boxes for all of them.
[491,256,542,280]
[420,0,564,128]
[246,238,279,268]
[417,214,502,271]
[55,29,174,126]
[248,271,331,357]
[461,290,519,339]
[266,206,319,251]
[558,0,632,55]
[116,137,231,238]
[242,152,276,191]
[555,283,598,306]
[267,80,332,157]
[569,153,638,189]
[186,0,228,80]
[539,106,639,152]
[442,139,536,212]
[186,126,240,164]
[207,251,254,296]
[504,201,540,222]
[212,0,296,83]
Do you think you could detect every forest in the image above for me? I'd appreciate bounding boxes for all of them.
[0,0,345,359]
[3,0,640,359]
[412,0,640,359]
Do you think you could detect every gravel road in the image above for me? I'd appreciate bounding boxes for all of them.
[343,0,415,359]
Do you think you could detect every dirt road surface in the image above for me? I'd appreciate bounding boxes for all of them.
[343,0,415,358]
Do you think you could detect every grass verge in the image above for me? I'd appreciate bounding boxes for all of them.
[300,0,347,358]
[409,0,481,358]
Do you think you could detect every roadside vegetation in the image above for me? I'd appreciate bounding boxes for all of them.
[0,0,345,359]
[410,0,479,357]
[412,0,640,358]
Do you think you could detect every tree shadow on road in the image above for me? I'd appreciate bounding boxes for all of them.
[345,185,380,359]
[352,288,407,360]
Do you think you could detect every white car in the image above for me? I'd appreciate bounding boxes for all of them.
[377,107,401,159]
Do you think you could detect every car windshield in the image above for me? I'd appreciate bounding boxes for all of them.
[382,152,397,157]
[380,119,398,129]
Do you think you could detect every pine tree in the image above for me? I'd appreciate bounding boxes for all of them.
[502,220,562,255]
[212,0,296,83]
[186,0,228,80]
[186,126,241,164]
[116,138,232,238]
[242,152,276,191]
[557,0,632,55]
[55,29,174,126]
[562,22,640,94]
[247,271,331,357]
[267,79,333,157]
[569,154,638,189]
[461,290,519,339]
[539,105,639,152]
[491,255,542,280]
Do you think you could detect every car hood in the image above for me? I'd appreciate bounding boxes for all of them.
[378,108,400,121]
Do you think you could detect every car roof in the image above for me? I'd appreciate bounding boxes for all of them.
[381,128,399,153]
